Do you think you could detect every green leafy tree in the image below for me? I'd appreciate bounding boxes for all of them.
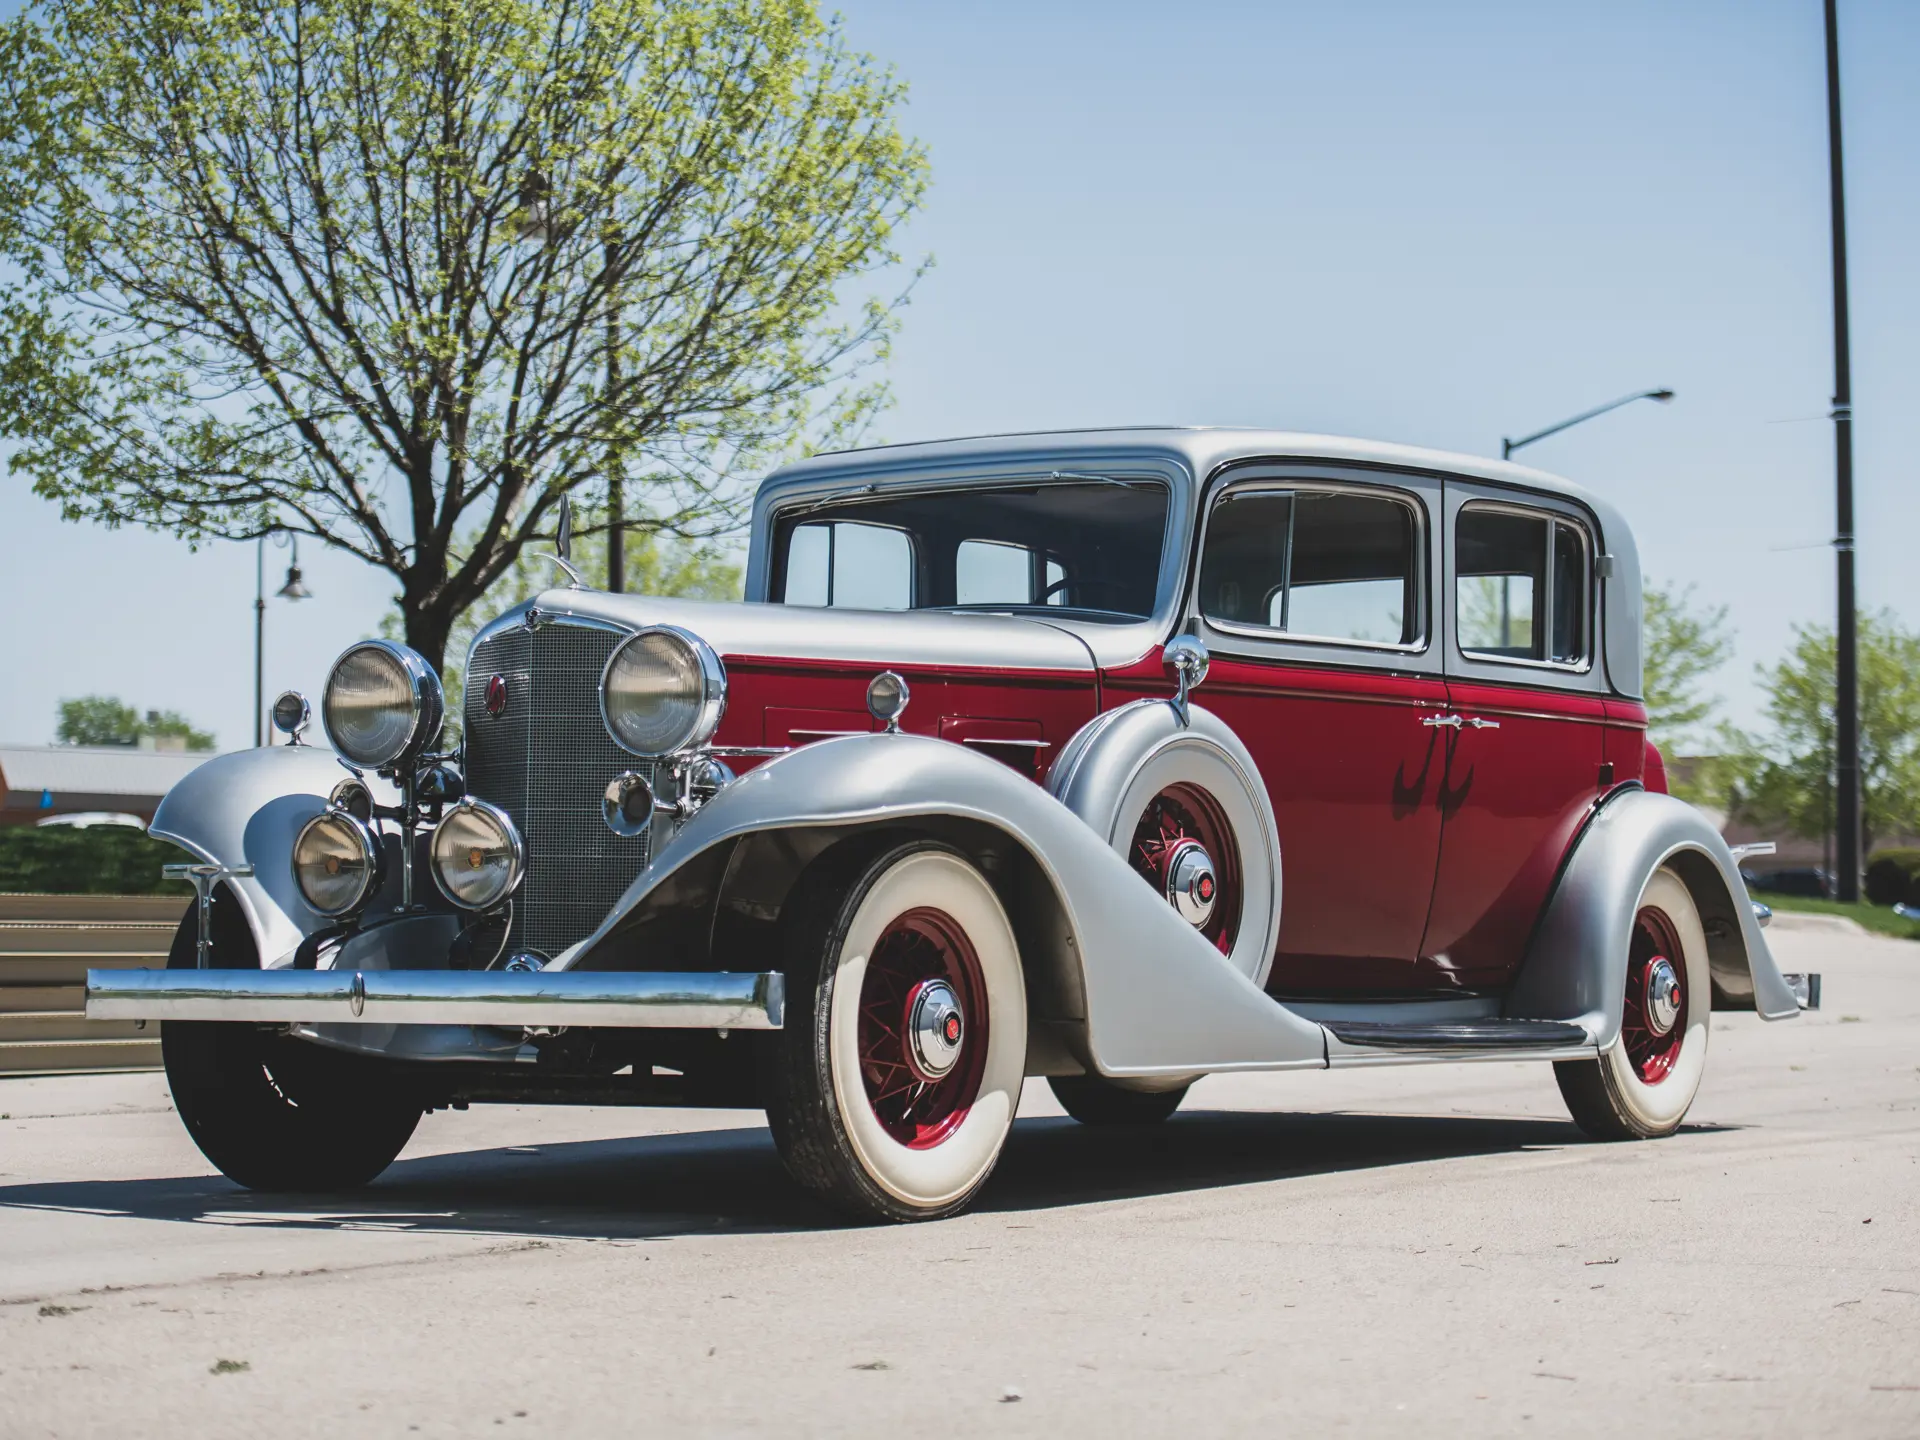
[58,696,217,749]
[0,0,925,671]
[1642,581,1733,751]
[1735,612,1920,852]
[1639,581,1735,807]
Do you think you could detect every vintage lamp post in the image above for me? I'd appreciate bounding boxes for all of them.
[254,532,312,747]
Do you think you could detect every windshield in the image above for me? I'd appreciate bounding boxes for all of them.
[770,479,1169,621]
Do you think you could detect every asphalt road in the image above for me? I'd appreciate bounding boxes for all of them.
[1,917,1915,1439]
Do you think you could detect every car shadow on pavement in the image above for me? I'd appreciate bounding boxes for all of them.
[0,1107,1736,1241]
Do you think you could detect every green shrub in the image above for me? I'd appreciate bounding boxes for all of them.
[1865,847,1920,907]
[0,826,193,895]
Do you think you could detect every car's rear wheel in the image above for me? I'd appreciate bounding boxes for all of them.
[161,889,422,1191]
[766,840,1026,1222]
[1555,867,1712,1141]
[1048,1074,1189,1126]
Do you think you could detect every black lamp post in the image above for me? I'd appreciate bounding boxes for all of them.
[254,532,312,747]
[1502,389,1675,461]
[1824,0,1861,901]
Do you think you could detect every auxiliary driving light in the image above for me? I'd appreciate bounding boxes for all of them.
[429,798,524,910]
[291,809,383,917]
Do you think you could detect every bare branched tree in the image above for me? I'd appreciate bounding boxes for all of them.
[0,0,925,667]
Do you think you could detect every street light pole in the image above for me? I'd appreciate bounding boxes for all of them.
[1501,388,1674,461]
[254,538,267,748]
[605,231,625,593]
[253,532,313,747]
[1825,0,1861,900]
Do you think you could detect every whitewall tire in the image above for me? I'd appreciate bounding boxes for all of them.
[1556,867,1712,1140]
[767,840,1026,1222]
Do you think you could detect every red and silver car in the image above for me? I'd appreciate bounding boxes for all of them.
[91,429,1818,1222]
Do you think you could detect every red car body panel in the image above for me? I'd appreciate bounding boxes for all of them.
[1415,682,1609,992]
[715,656,1098,785]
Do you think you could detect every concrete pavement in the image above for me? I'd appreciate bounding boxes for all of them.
[0,919,1914,1437]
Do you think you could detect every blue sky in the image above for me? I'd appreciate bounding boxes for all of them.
[2,0,1915,747]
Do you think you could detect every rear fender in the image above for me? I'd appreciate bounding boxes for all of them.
[148,746,398,969]
[1505,788,1800,1046]
[562,731,1327,1078]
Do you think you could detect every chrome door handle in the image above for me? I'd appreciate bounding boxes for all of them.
[1420,713,1463,729]
[1466,717,1501,730]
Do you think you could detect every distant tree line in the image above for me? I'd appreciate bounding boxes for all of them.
[1644,584,1920,855]
[56,696,216,751]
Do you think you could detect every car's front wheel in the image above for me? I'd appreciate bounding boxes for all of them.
[766,840,1027,1222]
[161,889,423,1192]
[1555,867,1712,1141]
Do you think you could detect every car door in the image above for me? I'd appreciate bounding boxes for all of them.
[1185,467,1449,997]
[1419,486,1611,992]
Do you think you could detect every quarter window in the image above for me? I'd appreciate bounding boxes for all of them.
[1199,488,1420,647]
[1455,506,1588,665]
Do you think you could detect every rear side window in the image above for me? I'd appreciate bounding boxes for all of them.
[1200,488,1421,647]
[1455,505,1589,665]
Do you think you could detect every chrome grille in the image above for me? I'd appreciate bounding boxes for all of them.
[464,619,656,958]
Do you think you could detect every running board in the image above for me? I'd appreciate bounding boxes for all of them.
[85,967,784,1031]
[1326,1018,1591,1053]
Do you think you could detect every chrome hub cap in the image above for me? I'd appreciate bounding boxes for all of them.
[1164,839,1218,928]
[1644,957,1682,1036]
[904,978,965,1082]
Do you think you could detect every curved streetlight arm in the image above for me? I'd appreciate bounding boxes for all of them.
[1502,388,1674,460]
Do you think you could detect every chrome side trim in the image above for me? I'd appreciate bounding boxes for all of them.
[85,967,785,1031]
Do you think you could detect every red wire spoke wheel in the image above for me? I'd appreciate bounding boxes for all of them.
[1129,782,1241,954]
[766,841,1027,1222]
[1621,905,1688,1085]
[855,907,989,1149]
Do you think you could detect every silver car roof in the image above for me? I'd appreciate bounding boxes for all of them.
[750,427,1643,697]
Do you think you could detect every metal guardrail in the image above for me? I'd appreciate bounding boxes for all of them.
[0,892,182,1076]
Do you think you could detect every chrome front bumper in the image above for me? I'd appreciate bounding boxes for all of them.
[85,968,785,1030]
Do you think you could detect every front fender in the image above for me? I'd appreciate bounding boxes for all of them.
[561,734,1327,1077]
[1505,788,1800,1046]
[149,746,396,968]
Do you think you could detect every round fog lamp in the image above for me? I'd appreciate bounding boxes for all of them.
[271,690,311,740]
[601,626,726,756]
[291,810,382,917]
[430,798,524,910]
[866,670,910,730]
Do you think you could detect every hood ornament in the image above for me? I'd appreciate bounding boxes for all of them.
[533,496,585,588]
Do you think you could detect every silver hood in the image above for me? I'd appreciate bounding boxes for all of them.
[479,588,1100,674]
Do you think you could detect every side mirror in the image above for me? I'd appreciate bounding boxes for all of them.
[1163,635,1210,727]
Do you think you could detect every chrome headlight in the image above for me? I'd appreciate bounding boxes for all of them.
[322,640,444,770]
[291,810,383,917]
[600,626,726,756]
[430,798,525,910]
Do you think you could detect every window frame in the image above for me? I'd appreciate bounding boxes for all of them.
[1194,477,1432,657]
[776,517,920,610]
[1452,499,1594,675]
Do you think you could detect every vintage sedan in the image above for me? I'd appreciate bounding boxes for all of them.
[90,429,1818,1222]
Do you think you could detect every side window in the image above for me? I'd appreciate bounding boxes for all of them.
[1455,506,1588,665]
[781,521,913,610]
[955,540,1068,607]
[1199,487,1419,646]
